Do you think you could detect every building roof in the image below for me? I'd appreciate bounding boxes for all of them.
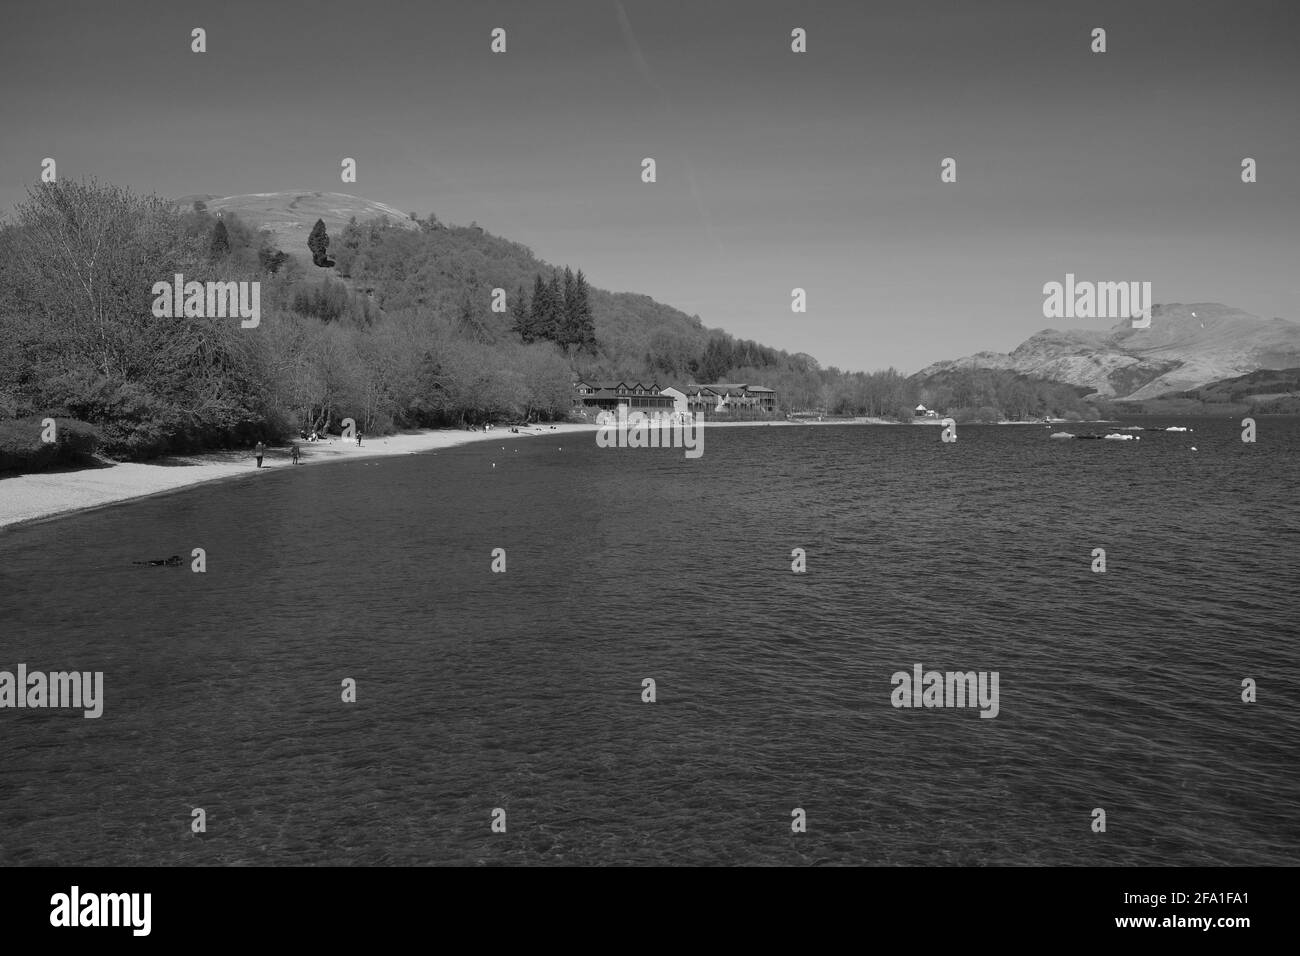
[579,388,674,401]
[579,381,774,398]
[582,381,662,392]
[701,383,775,396]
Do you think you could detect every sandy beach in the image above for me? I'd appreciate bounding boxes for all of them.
[0,417,907,530]
[0,424,600,531]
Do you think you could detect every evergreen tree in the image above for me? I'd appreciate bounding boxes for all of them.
[209,217,230,258]
[528,274,552,343]
[543,271,563,342]
[701,337,728,382]
[307,218,335,268]
[510,284,533,342]
[571,269,597,353]
[560,266,577,348]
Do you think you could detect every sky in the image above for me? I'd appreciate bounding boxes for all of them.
[1,0,1296,373]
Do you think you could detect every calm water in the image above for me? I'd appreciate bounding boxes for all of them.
[1,418,1298,866]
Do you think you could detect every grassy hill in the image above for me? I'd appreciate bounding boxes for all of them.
[172,190,418,263]
[174,190,730,381]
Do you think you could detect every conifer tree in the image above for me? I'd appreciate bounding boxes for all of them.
[560,266,577,348]
[209,217,230,258]
[571,269,597,353]
[510,284,533,342]
[544,271,563,342]
[528,274,552,342]
[308,218,335,267]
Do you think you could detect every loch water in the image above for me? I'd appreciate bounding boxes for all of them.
[1,417,1297,865]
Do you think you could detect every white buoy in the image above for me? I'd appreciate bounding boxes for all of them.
[1191,446,1198,452]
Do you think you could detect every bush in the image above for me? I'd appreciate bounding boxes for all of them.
[39,372,182,458]
[0,416,102,473]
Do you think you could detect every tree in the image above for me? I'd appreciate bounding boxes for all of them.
[528,274,553,343]
[560,266,577,348]
[209,217,230,258]
[258,244,289,274]
[454,273,491,341]
[0,178,271,457]
[510,284,532,342]
[700,337,730,382]
[543,271,562,342]
[308,218,335,268]
[570,269,597,353]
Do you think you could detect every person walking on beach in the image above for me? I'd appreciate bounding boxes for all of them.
[356,430,363,447]
[291,441,301,465]
[254,440,265,468]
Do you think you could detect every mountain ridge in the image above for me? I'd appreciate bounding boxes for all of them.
[916,303,1300,400]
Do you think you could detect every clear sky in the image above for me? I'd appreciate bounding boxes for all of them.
[1,0,1296,372]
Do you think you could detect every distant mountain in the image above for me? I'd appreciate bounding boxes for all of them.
[916,303,1300,400]
[171,190,417,261]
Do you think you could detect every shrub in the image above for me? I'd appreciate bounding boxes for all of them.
[0,416,102,473]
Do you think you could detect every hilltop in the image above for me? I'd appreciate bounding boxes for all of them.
[171,190,418,260]
[168,190,771,383]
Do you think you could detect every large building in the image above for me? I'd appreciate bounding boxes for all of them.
[573,380,779,417]
[700,383,779,413]
[572,381,677,415]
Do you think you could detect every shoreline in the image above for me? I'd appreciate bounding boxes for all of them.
[0,424,599,532]
[0,415,1120,531]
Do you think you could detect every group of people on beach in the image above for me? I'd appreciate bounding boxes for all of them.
[253,420,568,469]
[254,426,364,468]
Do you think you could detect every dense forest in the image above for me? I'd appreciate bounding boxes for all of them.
[0,179,1103,468]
